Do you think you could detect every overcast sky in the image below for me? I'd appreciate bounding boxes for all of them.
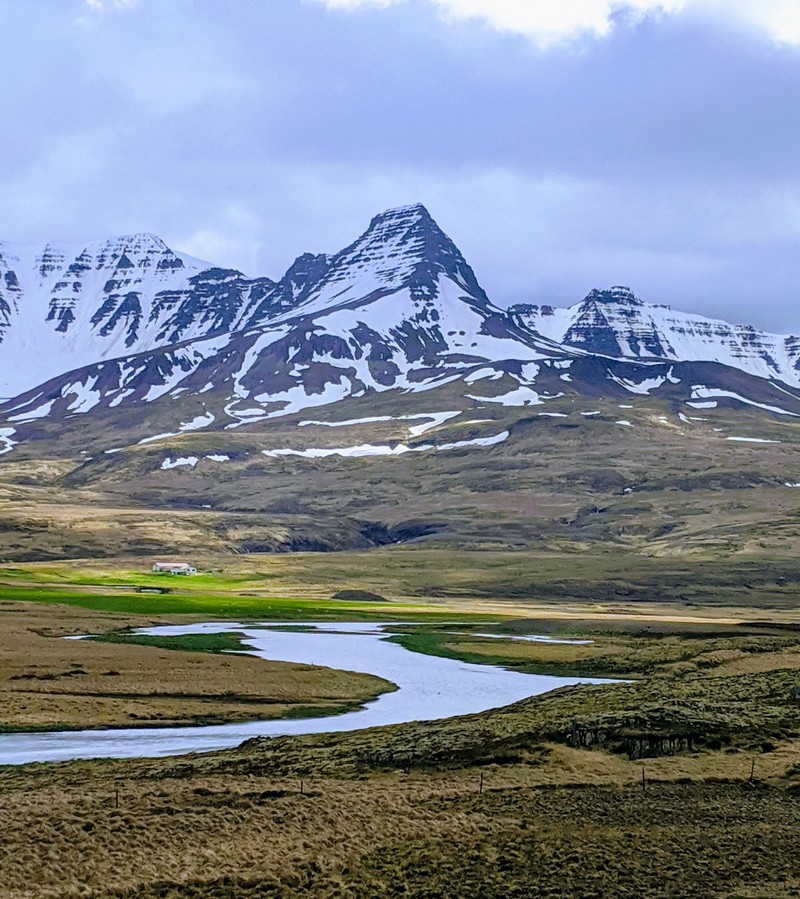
[4,0,800,331]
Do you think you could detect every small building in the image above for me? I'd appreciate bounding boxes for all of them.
[152,562,197,575]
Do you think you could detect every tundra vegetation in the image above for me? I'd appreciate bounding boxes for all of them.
[1,551,800,897]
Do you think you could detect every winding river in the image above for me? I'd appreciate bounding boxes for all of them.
[0,622,608,766]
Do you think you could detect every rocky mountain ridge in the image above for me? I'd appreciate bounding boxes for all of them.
[509,286,800,385]
[2,205,800,459]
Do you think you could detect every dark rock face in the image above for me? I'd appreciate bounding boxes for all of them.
[0,268,21,346]
[241,254,330,327]
[564,301,626,357]
[91,291,143,346]
[557,287,670,358]
[152,269,262,343]
[585,286,641,306]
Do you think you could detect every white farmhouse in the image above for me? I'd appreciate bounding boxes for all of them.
[151,562,198,575]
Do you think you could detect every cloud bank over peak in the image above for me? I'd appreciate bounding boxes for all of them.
[317,0,800,48]
[2,0,800,334]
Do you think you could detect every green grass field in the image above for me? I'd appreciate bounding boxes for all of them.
[6,546,800,615]
[87,631,257,654]
[0,586,474,620]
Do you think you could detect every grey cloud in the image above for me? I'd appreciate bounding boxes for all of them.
[1,0,800,332]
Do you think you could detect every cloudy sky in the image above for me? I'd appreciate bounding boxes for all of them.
[4,0,800,330]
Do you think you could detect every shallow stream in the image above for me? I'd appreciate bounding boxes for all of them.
[0,622,607,765]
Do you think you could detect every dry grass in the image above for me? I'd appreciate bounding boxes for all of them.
[2,740,800,898]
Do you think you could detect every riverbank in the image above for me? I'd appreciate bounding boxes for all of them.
[0,604,394,733]
[0,620,610,764]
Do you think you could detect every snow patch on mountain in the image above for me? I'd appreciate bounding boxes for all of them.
[8,399,56,422]
[62,377,102,414]
[139,432,179,445]
[689,386,797,416]
[161,456,199,469]
[263,443,429,459]
[464,367,505,384]
[468,386,543,406]
[299,416,393,428]
[261,429,510,460]
[0,427,16,455]
[437,430,509,450]
[180,412,215,431]
[609,373,672,395]
[406,411,461,436]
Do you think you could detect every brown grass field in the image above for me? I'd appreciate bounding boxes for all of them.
[3,704,800,897]
[2,586,800,898]
[3,745,800,899]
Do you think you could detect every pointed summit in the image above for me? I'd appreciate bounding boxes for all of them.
[236,203,497,329]
[368,202,432,225]
[323,203,489,303]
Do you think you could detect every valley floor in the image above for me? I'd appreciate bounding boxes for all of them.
[0,604,392,732]
[2,561,800,897]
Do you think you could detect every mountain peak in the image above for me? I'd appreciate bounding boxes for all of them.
[367,202,432,227]
[318,203,489,305]
[584,286,642,307]
[93,232,189,260]
[104,230,165,246]
[360,202,443,251]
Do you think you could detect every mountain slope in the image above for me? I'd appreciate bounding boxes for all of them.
[0,204,555,404]
[3,208,800,560]
[510,286,800,386]
[0,206,571,444]
[3,209,800,464]
[0,234,264,399]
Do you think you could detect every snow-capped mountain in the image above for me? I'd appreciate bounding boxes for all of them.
[0,233,259,399]
[509,286,800,386]
[0,205,553,402]
[0,205,569,432]
[3,205,800,460]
